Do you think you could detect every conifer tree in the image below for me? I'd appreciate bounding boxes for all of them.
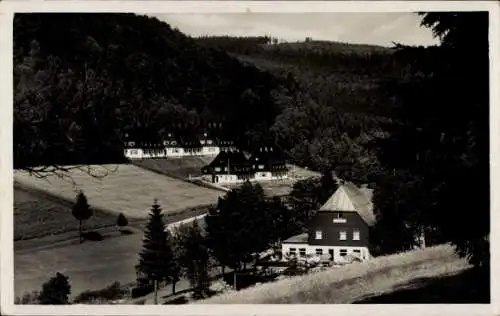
[135,199,173,304]
[116,212,128,232]
[72,191,93,243]
[38,272,71,305]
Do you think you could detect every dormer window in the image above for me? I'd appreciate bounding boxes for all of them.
[333,212,347,223]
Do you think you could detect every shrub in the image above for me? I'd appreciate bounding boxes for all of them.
[15,291,40,304]
[209,280,233,294]
[82,231,104,241]
[116,213,128,230]
[73,282,127,303]
[130,284,154,298]
[38,272,71,304]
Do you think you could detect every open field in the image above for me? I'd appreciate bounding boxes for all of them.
[14,164,224,220]
[14,186,121,241]
[14,216,207,298]
[197,245,486,304]
[132,157,215,180]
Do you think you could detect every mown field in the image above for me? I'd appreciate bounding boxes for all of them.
[132,157,214,180]
[197,245,488,304]
[14,164,224,220]
[14,186,120,241]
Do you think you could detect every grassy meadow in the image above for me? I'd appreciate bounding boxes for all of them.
[14,186,119,241]
[132,156,215,180]
[14,164,224,220]
[197,245,485,304]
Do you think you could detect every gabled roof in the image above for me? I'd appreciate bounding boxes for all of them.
[203,150,253,175]
[319,182,376,226]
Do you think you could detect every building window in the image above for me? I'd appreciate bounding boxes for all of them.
[333,212,347,223]
[315,249,323,256]
[340,249,348,257]
[289,248,297,256]
[353,249,361,254]
[299,248,306,257]
[315,230,322,240]
[215,167,221,172]
[339,231,347,240]
[353,230,360,241]
[130,149,138,155]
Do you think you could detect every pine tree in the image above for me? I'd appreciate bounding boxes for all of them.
[135,199,173,304]
[72,191,93,243]
[38,272,71,305]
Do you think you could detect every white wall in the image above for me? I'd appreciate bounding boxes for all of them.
[281,243,370,262]
[125,145,223,159]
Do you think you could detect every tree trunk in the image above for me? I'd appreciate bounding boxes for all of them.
[172,280,176,295]
[221,265,225,277]
[153,279,158,304]
[79,219,82,244]
[233,270,237,291]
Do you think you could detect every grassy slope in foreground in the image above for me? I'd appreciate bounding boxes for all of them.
[14,164,224,220]
[197,245,480,304]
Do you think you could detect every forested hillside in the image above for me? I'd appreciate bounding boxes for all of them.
[14,14,284,170]
[196,35,402,182]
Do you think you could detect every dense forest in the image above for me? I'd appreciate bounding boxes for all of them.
[13,12,490,267]
[14,13,284,170]
[14,13,400,183]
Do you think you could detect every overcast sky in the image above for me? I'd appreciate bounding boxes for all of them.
[152,13,439,47]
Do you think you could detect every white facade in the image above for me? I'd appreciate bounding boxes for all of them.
[281,243,370,263]
[201,174,252,184]
[124,144,222,159]
[202,171,288,184]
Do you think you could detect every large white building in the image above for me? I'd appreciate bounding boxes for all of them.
[123,130,236,160]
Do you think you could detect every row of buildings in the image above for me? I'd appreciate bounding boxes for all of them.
[122,129,290,184]
[123,130,238,159]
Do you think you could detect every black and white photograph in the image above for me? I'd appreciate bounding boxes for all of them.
[1,1,498,315]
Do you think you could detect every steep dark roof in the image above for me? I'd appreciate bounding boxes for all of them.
[202,150,253,175]
[319,182,376,226]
